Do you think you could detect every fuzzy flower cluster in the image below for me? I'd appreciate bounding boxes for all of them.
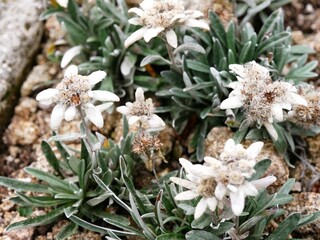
[117,87,165,132]
[124,0,209,48]
[171,139,276,218]
[220,61,307,140]
[36,65,120,130]
[117,88,166,170]
[288,86,320,127]
[131,130,163,171]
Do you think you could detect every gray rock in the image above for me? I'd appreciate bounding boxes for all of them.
[20,64,52,97]
[0,0,44,139]
[284,192,320,238]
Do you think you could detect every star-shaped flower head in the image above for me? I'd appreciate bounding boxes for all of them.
[171,139,276,218]
[124,0,209,48]
[170,158,222,219]
[117,87,165,132]
[36,65,120,130]
[204,139,276,216]
[220,61,307,140]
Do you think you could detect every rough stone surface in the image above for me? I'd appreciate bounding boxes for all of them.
[4,215,35,240]
[0,96,81,177]
[34,219,102,239]
[4,98,39,145]
[254,141,289,193]
[284,192,320,238]
[21,64,53,98]
[0,0,44,140]
[306,134,320,169]
[289,134,320,192]
[205,127,233,158]
[284,0,320,33]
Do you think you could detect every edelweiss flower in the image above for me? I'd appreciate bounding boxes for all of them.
[203,139,276,216]
[204,139,276,216]
[172,139,276,217]
[124,0,209,48]
[117,87,165,132]
[220,61,307,140]
[170,158,221,219]
[36,65,120,130]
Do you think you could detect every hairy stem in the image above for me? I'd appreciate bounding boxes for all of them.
[165,41,181,73]
[78,106,101,173]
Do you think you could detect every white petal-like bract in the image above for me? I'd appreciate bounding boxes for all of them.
[64,65,78,78]
[271,103,284,121]
[175,190,198,201]
[230,189,245,216]
[61,46,82,68]
[128,115,140,125]
[165,29,178,48]
[128,7,145,16]
[215,182,227,200]
[89,90,120,102]
[251,176,277,190]
[146,114,166,132]
[88,71,107,86]
[185,18,210,30]
[64,105,77,121]
[194,198,208,219]
[116,106,130,115]
[264,123,278,140]
[56,0,68,8]
[170,177,195,189]
[124,27,148,48]
[206,197,218,211]
[84,103,104,128]
[220,96,243,109]
[246,141,264,159]
[50,103,67,130]
[96,102,114,113]
[143,27,164,42]
[243,182,258,196]
[36,88,58,105]
[135,87,145,102]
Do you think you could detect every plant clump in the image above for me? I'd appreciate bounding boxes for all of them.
[220,61,307,140]
[1,0,320,239]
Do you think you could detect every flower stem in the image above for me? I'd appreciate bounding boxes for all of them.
[165,41,181,73]
[78,106,101,173]
[78,108,92,146]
